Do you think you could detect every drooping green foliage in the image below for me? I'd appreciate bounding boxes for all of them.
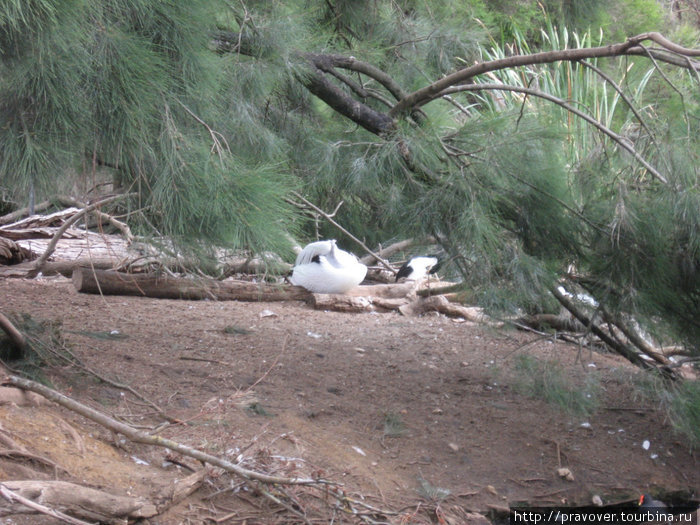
[0,0,299,255]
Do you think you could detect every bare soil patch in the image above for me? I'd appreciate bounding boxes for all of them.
[1,277,698,523]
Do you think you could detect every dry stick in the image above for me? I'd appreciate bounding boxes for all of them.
[601,309,669,366]
[0,200,53,225]
[6,376,318,524]
[32,334,180,425]
[27,194,135,278]
[0,312,26,351]
[0,483,94,525]
[179,356,231,366]
[439,83,668,185]
[240,335,287,396]
[0,449,72,476]
[291,192,396,274]
[359,238,418,266]
[56,196,134,244]
[549,285,675,378]
[6,375,330,488]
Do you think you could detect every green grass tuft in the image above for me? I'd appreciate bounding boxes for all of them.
[669,380,700,447]
[514,355,600,416]
[417,476,451,501]
[382,411,407,438]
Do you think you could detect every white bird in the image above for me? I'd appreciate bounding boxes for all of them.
[290,239,367,293]
[395,255,441,282]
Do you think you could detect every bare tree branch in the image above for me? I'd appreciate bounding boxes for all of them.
[296,60,396,135]
[550,286,678,379]
[305,53,408,102]
[26,194,135,278]
[4,375,330,487]
[291,192,396,273]
[390,32,700,117]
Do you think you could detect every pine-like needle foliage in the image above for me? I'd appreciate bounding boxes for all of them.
[0,1,299,256]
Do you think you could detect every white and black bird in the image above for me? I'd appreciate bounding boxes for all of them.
[289,239,367,293]
[395,255,441,282]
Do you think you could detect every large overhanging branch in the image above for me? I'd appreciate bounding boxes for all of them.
[305,53,408,102]
[213,30,698,143]
[296,60,396,135]
[437,83,669,184]
[389,32,700,117]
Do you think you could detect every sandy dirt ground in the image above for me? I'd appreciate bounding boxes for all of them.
[1,276,698,524]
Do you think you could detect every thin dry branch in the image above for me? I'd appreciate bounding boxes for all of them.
[177,100,231,163]
[291,192,396,273]
[49,338,181,424]
[359,238,432,266]
[436,83,668,184]
[550,286,677,379]
[5,375,330,487]
[55,196,134,243]
[579,60,661,154]
[27,194,135,278]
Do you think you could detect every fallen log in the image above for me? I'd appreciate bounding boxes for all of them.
[399,295,498,323]
[72,268,419,303]
[0,258,120,278]
[72,268,490,319]
[0,480,158,524]
[311,294,373,312]
[0,237,33,265]
[73,267,313,301]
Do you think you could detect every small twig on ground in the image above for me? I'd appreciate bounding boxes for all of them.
[39,337,181,424]
[0,449,72,476]
[53,416,86,455]
[240,335,287,396]
[179,356,232,366]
